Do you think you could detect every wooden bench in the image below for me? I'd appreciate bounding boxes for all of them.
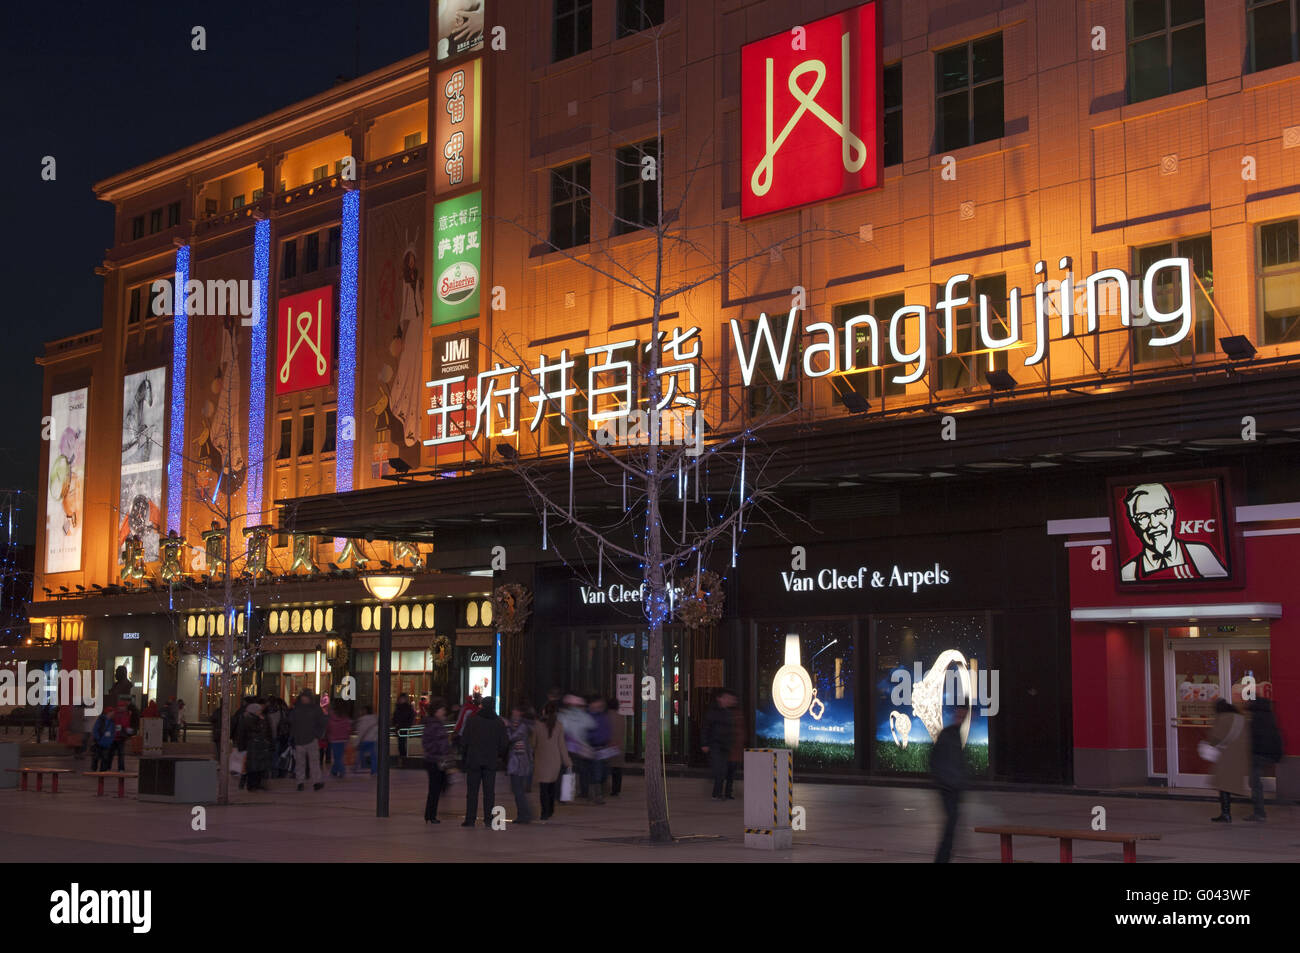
[84,771,137,798]
[6,767,73,793]
[974,825,1161,863]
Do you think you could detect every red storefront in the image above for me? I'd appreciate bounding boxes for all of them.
[1056,483,1299,798]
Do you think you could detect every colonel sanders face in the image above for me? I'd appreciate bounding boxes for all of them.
[1126,483,1177,558]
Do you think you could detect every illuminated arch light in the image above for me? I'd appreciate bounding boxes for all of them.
[398,604,410,629]
[313,609,324,632]
[325,607,334,631]
[466,601,479,627]
[361,606,372,631]
[411,603,423,630]
[269,612,279,634]
[480,600,493,628]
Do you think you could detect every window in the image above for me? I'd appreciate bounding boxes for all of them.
[550,161,591,249]
[743,317,799,418]
[404,131,423,150]
[543,353,590,447]
[1249,0,1300,71]
[312,165,329,182]
[131,216,144,240]
[322,410,337,454]
[936,274,1010,391]
[305,233,320,273]
[128,287,143,325]
[282,240,297,280]
[831,294,908,407]
[617,0,664,37]
[1127,0,1206,103]
[149,208,163,234]
[935,35,1003,152]
[276,419,293,460]
[252,188,264,202]
[231,194,245,210]
[1132,235,1214,362]
[554,0,593,62]
[300,414,316,457]
[167,201,181,228]
[326,226,341,268]
[883,63,903,167]
[614,139,660,235]
[1258,219,1300,344]
[204,199,218,218]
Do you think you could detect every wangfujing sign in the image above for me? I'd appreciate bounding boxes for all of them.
[422,257,1194,449]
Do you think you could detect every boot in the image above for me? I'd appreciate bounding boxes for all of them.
[1210,791,1232,823]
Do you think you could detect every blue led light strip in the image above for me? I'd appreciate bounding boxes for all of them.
[166,246,190,534]
[337,190,360,499]
[246,220,271,522]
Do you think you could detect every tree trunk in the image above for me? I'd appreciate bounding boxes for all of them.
[644,486,671,842]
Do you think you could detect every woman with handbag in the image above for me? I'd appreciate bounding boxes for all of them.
[1203,698,1250,822]
[421,698,452,824]
[532,702,572,822]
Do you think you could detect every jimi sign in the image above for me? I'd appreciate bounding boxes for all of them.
[276,286,334,395]
[741,2,882,218]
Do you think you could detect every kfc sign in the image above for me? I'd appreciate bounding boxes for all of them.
[741,2,882,218]
[276,286,334,394]
[1108,473,1240,590]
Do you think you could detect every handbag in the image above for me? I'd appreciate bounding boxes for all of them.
[559,769,576,803]
[1198,714,1243,764]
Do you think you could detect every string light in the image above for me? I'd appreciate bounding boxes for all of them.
[166,245,190,534]
[336,190,360,505]
[246,220,270,523]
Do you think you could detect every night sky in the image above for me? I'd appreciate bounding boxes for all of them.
[0,0,428,543]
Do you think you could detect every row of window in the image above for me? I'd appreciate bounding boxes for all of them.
[130,202,182,241]
[282,227,342,280]
[276,410,337,460]
[554,0,664,62]
[550,138,660,248]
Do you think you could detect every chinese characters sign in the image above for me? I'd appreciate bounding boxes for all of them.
[433,192,482,325]
[435,59,481,194]
[46,388,88,574]
[425,330,479,464]
[741,1,881,218]
[276,286,334,395]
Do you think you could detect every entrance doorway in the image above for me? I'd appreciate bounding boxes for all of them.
[1149,624,1273,788]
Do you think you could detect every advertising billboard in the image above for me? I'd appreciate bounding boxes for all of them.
[1108,473,1238,590]
[755,621,855,768]
[120,368,166,562]
[276,286,334,395]
[433,191,482,325]
[46,387,88,574]
[436,0,485,62]
[435,58,482,194]
[740,1,882,218]
[425,330,479,465]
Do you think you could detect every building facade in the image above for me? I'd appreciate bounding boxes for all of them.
[26,0,1300,792]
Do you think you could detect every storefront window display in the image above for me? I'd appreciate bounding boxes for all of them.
[873,614,990,776]
[755,621,855,768]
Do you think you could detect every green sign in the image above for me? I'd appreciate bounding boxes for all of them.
[433,191,482,325]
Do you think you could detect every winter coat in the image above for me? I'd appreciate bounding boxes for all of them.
[1208,710,1251,796]
[558,706,594,755]
[701,704,734,758]
[1247,700,1284,762]
[931,724,966,792]
[393,701,415,730]
[531,719,572,783]
[327,710,352,743]
[237,713,274,774]
[506,719,533,776]
[421,715,451,764]
[607,710,626,767]
[289,699,327,746]
[355,713,379,745]
[462,704,509,770]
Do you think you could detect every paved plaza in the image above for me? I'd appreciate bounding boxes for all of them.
[1,745,1294,863]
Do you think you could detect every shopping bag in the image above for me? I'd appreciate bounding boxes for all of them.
[229,749,247,775]
[559,769,575,802]
[1197,740,1220,763]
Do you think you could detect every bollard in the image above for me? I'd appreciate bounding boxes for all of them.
[743,748,792,850]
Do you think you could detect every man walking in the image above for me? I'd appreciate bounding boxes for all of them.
[701,689,738,800]
[461,697,508,826]
[931,718,966,862]
[289,689,327,791]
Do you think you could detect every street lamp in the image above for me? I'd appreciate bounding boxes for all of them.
[361,571,413,818]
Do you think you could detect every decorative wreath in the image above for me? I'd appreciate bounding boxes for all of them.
[675,571,725,630]
[491,584,532,635]
[163,640,181,667]
[430,635,451,681]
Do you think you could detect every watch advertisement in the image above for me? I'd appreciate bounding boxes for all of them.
[873,614,990,777]
[755,622,854,768]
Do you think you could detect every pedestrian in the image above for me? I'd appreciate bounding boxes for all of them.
[532,702,571,821]
[162,697,178,743]
[931,718,966,863]
[327,702,352,779]
[210,703,223,760]
[289,689,327,791]
[461,696,508,827]
[1207,698,1250,822]
[506,704,534,824]
[558,694,595,800]
[421,698,452,823]
[90,708,116,772]
[605,696,625,797]
[231,698,250,789]
[1244,698,1284,821]
[585,695,611,803]
[355,705,379,775]
[109,665,133,703]
[701,689,737,800]
[453,691,481,766]
[238,701,273,791]
[176,699,186,741]
[109,698,133,772]
[394,693,415,759]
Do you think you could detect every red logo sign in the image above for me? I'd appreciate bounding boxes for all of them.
[741,2,881,218]
[276,286,334,395]
[1108,473,1239,590]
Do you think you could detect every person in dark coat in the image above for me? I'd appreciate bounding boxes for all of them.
[931,720,966,863]
[210,703,223,760]
[394,693,416,758]
[421,698,452,823]
[461,697,508,827]
[700,689,737,800]
[237,701,274,791]
[1245,698,1283,821]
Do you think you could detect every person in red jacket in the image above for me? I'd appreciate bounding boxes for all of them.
[452,692,481,764]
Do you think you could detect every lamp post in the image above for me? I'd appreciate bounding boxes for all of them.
[361,571,413,818]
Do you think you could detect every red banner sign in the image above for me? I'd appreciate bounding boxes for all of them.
[741,2,882,218]
[276,286,334,395]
